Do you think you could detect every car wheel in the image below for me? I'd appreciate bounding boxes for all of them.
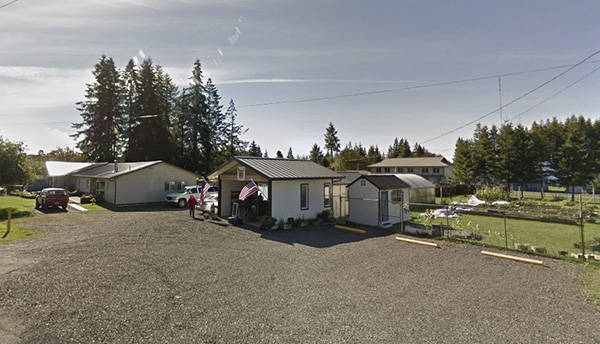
[178,199,186,208]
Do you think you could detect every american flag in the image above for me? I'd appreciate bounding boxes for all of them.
[239,181,258,201]
[200,179,211,204]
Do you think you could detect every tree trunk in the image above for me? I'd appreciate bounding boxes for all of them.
[571,186,575,202]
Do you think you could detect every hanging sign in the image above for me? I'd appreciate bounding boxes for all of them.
[237,167,245,181]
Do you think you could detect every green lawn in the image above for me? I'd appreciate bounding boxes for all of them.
[0,195,35,210]
[410,211,600,257]
[0,221,37,244]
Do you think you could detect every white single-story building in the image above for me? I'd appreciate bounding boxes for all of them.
[347,175,411,227]
[46,160,197,205]
[208,156,342,222]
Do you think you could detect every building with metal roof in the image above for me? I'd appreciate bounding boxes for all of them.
[46,160,197,206]
[368,156,454,185]
[209,156,342,222]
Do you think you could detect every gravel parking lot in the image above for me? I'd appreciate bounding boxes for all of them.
[1,209,599,343]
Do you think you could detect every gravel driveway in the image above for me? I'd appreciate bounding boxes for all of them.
[0,209,599,343]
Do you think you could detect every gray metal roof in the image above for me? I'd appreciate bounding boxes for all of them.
[215,157,342,180]
[71,161,163,178]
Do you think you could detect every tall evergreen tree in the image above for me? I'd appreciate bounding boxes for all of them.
[367,145,383,165]
[222,99,248,164]
[324,122,341,157]
[398,139,412,157]
[72,55,124,161]
[451,138,475,184]
[263,150,269,158]
[276,150,284,158]
[286,147,294,159]
[122,58,140,158]
[201,78,227,173]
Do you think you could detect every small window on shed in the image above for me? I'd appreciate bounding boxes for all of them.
[392,190,404,203]
[360,180,366,186]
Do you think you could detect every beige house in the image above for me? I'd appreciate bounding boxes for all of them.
[368,156,454,184]
[46,160,197,205]
[208,156,341,222]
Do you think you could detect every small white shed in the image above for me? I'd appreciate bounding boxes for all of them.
[347,175,410,227]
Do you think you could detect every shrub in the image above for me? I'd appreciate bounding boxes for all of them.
[475,186,509,202]
[80,194,96,204]
[319,209,331,221]
[19,191,37,199]
[260,215,277,228]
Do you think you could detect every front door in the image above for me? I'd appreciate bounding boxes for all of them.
[380,191,389,222]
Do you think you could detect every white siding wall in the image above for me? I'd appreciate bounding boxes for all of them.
[348,180,380,226]
[271,179,330,222]
[348,180,410,226]
[113,163,196,205]
[75,177,91,193]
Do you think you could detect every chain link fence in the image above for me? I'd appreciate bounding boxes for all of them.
[333,193,600,260]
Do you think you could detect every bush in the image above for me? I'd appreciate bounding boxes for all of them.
[260,215,277,228]
[19,191,37,199]
[80,194,96,204]
[475,186,509,202]
[319,209,331,221]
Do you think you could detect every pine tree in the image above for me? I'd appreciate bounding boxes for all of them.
[399,139,412,157]
[72,55,124,162]
[248,141,262,157]
[276,150,284,158]
[324,122,341,157]
[287,147,294,159]
[309,143,324,164]
[387,138,400,158]
[122,59,140,159]
[263,150,269,158]
[471,124,496,186]
[412,143,426,157]
[180,59,208,173]
[125,58,173,162]
[451,138,475,184]
[201,78,227,173]
[223,99,248,161]
[367,145,383,165]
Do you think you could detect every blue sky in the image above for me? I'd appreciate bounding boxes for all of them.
[1,0,599,159]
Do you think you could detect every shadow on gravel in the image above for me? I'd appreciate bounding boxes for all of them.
[93,202,185,213]
[243,225,395,248]
[35,207,68,214]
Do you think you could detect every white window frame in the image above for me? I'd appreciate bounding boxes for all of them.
[323,182,331,208]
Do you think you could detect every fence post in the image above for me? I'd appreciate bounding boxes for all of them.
[579,193,585,257]
[503,212,508,250]
[2,207,11,239]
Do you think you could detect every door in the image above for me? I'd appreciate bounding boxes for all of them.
[231,191,240,217]
[380,190,389,222]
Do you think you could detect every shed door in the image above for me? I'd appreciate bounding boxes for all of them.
[380,191,389,222]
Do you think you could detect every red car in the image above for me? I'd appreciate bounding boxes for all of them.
[35,188,69,210]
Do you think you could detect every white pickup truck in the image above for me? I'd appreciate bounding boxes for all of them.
[165,185,218,208]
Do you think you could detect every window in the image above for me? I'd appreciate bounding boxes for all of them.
[164,182,170,191]
[360,180,366,186]
[399,168,404,173]
[300,184,309,210]
[433,168,441,174]
[323,183,331,208]
[392,190,403,203]
[422,168,429,173]
[176,181,185,191]
[407,168,413,173]
[384,167,391,173]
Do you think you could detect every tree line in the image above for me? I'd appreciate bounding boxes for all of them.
[272,122,436,171]
[72,55,257,175]
[452,116,600,200]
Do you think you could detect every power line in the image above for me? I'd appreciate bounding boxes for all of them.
[508,64,600,122]
[238,59,600,108]
[0,0,19,9]
[420,49,600,144]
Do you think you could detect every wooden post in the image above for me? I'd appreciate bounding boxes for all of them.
[503,212,508,250]
[2,207,11,239]
[579,193,585,257]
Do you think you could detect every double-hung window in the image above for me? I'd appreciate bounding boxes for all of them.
[323,183,331,208]
[300,184,309,210]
